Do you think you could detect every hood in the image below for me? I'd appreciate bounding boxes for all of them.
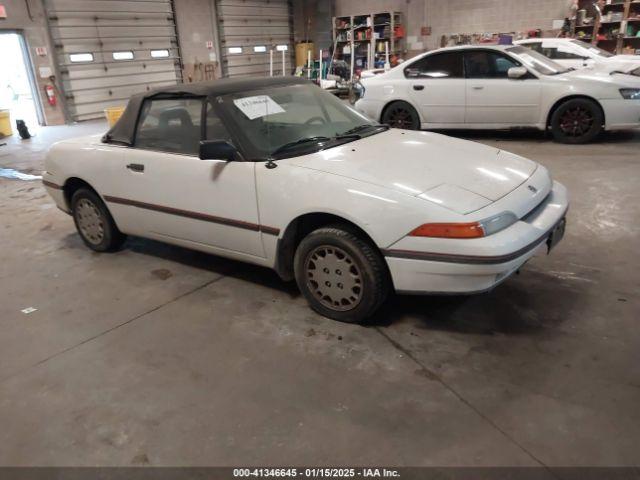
[587,57,640,76]
[563,67,640,86]
[604,55,640,67]
[288,130,537,214]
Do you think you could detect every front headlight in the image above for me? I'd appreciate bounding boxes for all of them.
[619,88,640,100]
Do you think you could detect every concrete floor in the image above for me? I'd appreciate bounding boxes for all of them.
[0,122,639,467]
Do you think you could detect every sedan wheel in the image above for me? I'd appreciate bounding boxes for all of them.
[550,98,603,144]
[559,107,594,138]
[382,101,420,130]
[294,226,389,324]
[71,188,126,252]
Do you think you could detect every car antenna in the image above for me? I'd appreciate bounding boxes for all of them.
[265,156,278,169]
[265,97,277,169]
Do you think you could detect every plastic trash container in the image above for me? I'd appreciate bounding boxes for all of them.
[0,109,12,137]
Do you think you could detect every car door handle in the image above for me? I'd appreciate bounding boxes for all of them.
[472,86,484,90]
[126,163,145,172]
[413,85,425,91]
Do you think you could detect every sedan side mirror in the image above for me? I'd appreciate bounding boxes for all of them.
[508,66,528,79]
[199,140,239,161]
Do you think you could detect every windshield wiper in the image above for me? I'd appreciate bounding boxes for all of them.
[271,136,332,157]
[338,124,389,137]
[610,70,631,76]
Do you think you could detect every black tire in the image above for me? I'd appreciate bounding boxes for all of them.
[71,188,126,252]
[381,101,421,130]
[294,226,390,324]
[550,98,603,144]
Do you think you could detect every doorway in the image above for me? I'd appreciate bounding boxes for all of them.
[0,32,43,131]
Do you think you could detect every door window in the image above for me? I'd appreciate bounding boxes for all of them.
[522,42,543,54]
[205,102,233,142]
[404,52,464,79]
[464,51,521,79]
[543,47,584,60]
[135,98,204,155]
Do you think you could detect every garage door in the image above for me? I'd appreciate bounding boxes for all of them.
[216,0,294,77]
[45,0,182,121]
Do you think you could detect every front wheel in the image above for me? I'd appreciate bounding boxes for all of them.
[294,226,390,324]
[381,101,421,130]
[550,98,603,144]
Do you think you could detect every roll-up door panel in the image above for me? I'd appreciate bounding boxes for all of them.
[45,0,182,121]
[216,0,294,78]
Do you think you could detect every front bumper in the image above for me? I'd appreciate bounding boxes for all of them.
[383,181,569,294]
[601,99,640,130]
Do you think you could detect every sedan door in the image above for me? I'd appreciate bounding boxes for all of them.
[464,49,542,126]
[101,97,265,259]
[404,51,466,125]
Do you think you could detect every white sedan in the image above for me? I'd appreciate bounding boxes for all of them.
[514,38,640,76]
[355,45,640,143]
[43,77,568,323]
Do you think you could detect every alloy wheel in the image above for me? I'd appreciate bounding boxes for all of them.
[387,106,414,129]
[559,107,594,137]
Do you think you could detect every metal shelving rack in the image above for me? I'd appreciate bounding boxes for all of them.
[575,0,640,54]
[332,11,404,80]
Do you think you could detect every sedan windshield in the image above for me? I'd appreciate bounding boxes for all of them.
[219,83,384,159]
[507,46,570,75]
[570,40,614,58]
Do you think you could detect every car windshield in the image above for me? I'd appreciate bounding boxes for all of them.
[219,83,384,160]
[507,46,570,75]
[570,40,614,58]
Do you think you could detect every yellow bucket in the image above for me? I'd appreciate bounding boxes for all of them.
[104,106,125,127]
[0,109,12,137]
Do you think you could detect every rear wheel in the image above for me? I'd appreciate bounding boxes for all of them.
[71,188,126,252]
[382,101,421,130]
[294,226,389,324]
[550,98,603,144]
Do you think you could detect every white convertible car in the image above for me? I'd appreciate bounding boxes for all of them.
[355,45,640,143]
[43,77,568,323]
[514,38,640,76]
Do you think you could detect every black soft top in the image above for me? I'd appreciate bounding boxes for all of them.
[102,76,309,146]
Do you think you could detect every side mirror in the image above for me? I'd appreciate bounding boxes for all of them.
[508,66,528,79]
[199,140,239,161]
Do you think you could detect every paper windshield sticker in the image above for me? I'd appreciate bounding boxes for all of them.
[233,95,285,120]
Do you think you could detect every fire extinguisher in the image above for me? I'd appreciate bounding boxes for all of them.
[45,84,57,107]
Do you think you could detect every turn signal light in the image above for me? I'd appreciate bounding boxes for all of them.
[409,222,485,239]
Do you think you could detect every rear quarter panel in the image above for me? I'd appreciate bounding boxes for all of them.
[44,138,125,211]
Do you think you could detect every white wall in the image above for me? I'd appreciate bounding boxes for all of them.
[334,0,572,54]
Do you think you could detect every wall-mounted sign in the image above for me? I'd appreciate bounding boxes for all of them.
[35,47,48,56]
[206,40,213,49]
[421,26,431,36]
[0,5,7,19]
[39,66,53,78]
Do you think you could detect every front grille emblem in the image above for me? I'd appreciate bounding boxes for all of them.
[528,185,538,194]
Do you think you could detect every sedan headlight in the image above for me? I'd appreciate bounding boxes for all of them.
[619,88,640,100]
